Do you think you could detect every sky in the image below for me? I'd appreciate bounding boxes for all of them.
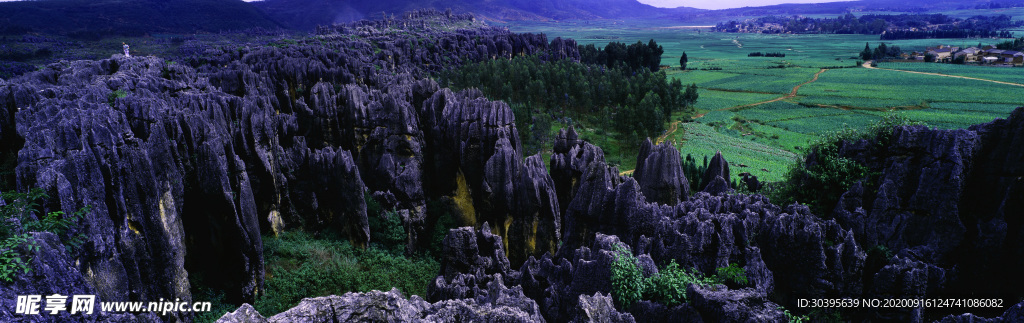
[637,0,850,10]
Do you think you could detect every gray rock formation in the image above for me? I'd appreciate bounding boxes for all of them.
[217,288,543,323]
[633,139,689,206]
[700,151,730,193]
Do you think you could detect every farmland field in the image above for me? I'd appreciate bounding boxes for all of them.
[875,61,1024,84]
[503,19,1024,181]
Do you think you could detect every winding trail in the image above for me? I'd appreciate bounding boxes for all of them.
[862,60,1024,87]
[655,120,682,145]
[692,68,828,119]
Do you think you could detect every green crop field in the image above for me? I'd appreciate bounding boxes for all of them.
[504,19,1024,182]
[668,122,798,182]
[876,62,1024,84]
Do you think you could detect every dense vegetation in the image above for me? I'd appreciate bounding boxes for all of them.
[251,231,440,317]
[577,40,665,72]
[439,55,697,154]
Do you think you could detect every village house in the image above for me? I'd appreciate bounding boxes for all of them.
[955,47,982,62]
[926,45,957,62]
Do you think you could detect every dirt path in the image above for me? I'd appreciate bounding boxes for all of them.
[655,120,681,145]
[692,68,827,119]
[862,60,1024,88]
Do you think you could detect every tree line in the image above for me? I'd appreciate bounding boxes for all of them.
[860,42,903,61]
[881,29,1013,40]
[996,36,1024,50]
[439,54,697,153]
[748,52,786,57]
[577,39,665,73]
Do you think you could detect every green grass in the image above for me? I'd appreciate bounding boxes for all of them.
[254,231,439,317]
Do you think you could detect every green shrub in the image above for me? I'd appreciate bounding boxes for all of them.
[647,260,716,307]
[107,89,128,107]
[780,306,810,322]
[610,244,648,308]
[610,243,721,308]
[0,188,89,282]
[715,263,749,286]
[365,192,406,253]
[255,231,439,316]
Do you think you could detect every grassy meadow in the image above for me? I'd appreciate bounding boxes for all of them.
[503,20,1024,182]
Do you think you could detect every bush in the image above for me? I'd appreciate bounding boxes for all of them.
[0,188,88,282]
[609,245,647,308]
[609,243,726,308]
[646,260,717,307]
[107,89,127,107]
[715,263,749,287]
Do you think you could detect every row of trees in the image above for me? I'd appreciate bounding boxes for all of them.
[748,52,786,57]
[860,42,903,61]
[578,39,665,72]
[439,55,697,152]
[881,29,1014,40]
[995,36,1024,50]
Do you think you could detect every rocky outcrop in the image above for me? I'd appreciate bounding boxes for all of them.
[828,109,1024,320]
[217,288,543,323]
[0,11,579,310]
[633,139,689,206]
[573,292,635,323]
[700,151,730,194]
[688,284,787,322]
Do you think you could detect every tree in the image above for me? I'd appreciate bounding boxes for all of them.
[683,83,699,107]
[680,51,688,70]
[860,42,873,61]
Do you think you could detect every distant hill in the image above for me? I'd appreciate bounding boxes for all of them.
[254,0,671,30]
[0,0,281,38]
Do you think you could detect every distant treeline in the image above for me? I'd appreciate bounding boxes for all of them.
[577,40,664,73]
[440,54,696,151]
[881,30,1014,40]
[748,52,786,57]
[715,13,1022,40]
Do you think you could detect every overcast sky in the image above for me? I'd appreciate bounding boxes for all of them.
[638,0,849,10]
